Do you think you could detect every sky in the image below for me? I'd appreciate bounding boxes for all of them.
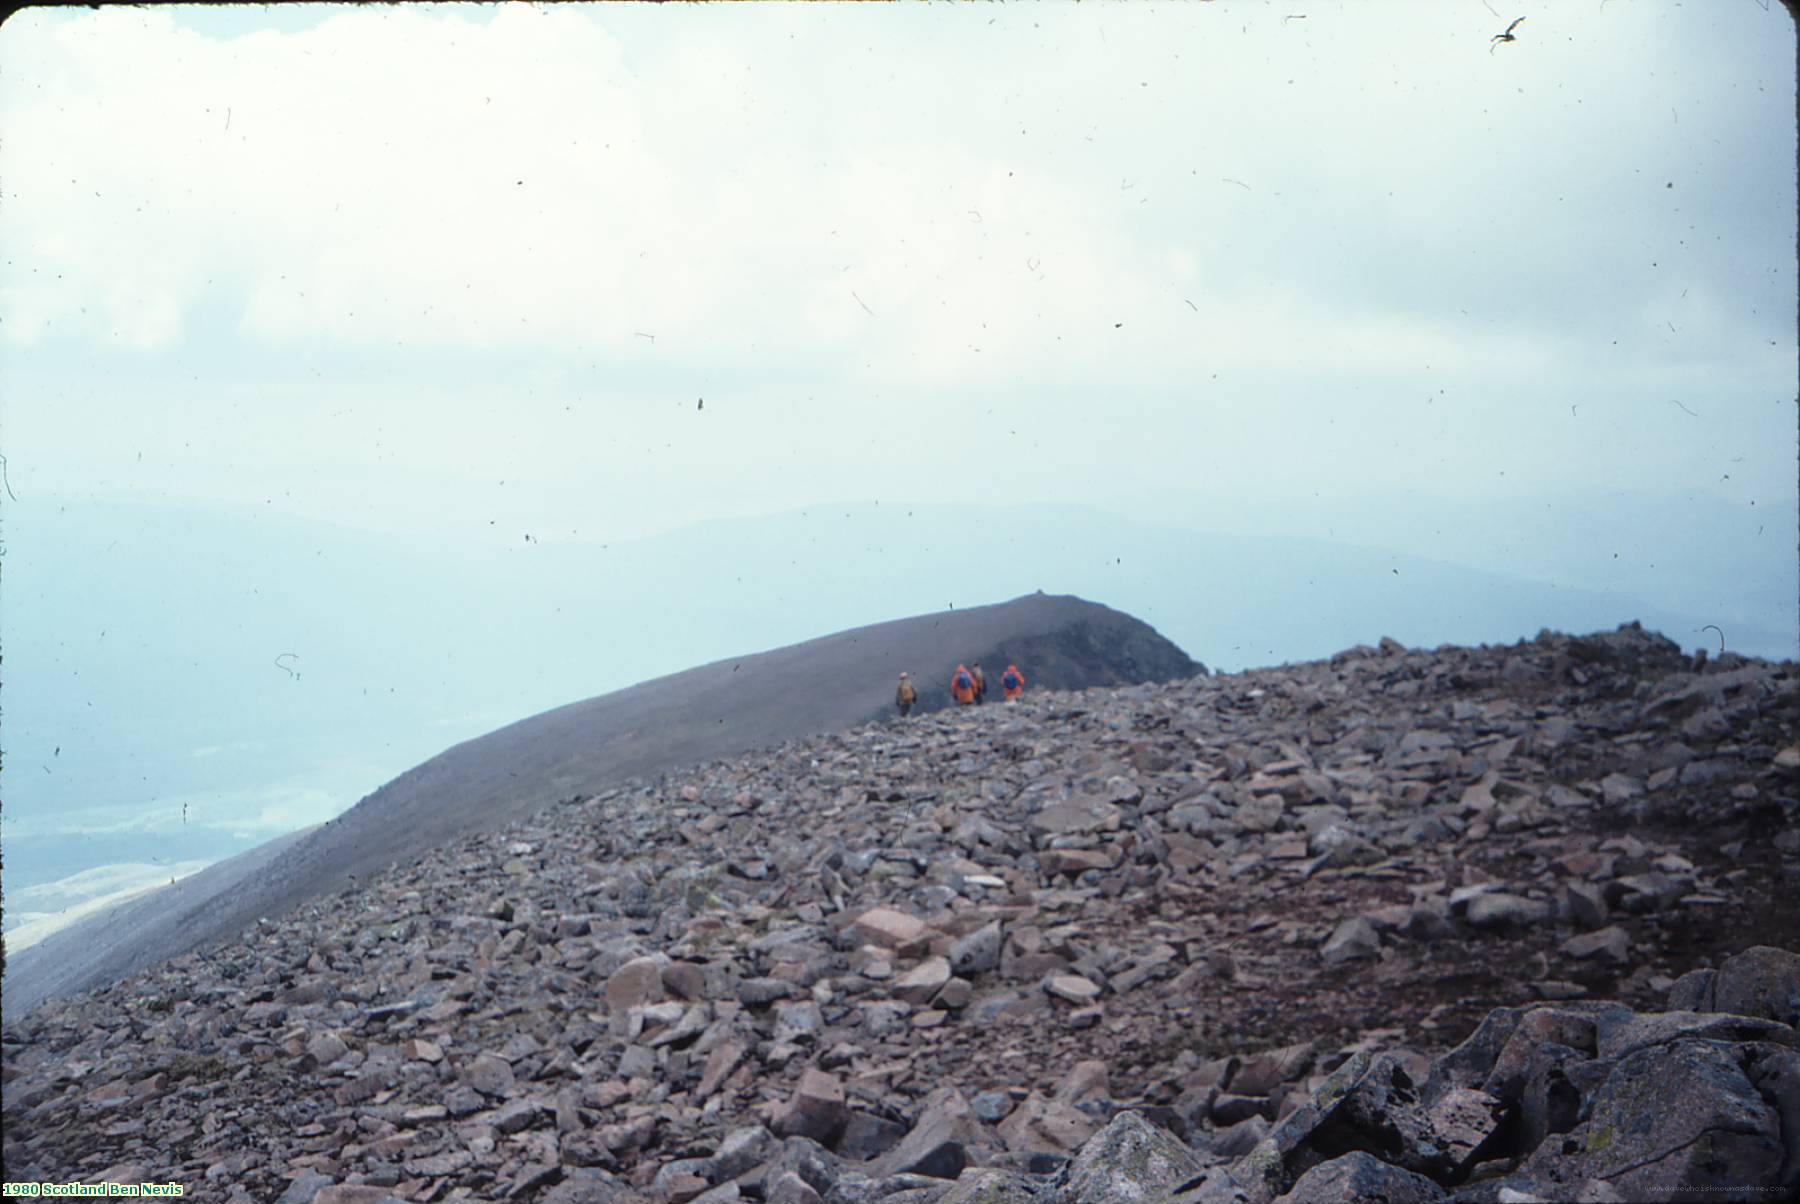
[0,1,1795,923]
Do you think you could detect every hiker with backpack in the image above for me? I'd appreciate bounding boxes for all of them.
[896,672,917,717]
[951,663,978,706]
[1001,664,1025,701]
[971,662,988,705]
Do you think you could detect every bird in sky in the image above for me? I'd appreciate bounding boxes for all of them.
[1491,17,1524,52]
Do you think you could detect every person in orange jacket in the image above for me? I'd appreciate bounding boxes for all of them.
[950,663,977,706]
[1001,663,1025,701]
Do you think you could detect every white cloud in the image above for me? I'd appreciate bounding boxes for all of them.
[0,2,1790,520]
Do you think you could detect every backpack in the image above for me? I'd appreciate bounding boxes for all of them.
[1003,670,1021,690]
[954,670,973,691]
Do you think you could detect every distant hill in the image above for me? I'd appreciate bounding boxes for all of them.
[2,593,1198,1018]
[8,495,1786,905]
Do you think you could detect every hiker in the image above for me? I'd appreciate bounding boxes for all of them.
[1001,663,1025,701]
[971,662,988,705]
[951,663,978,706]
[896,672,917,717]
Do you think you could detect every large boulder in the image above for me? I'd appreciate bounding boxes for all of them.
[932,1170,1038,1204]
[874,1087,985,1180]
[1062,1111,1206,1204]
[995,1092,1097,1155]
[1320,918,1379,966]
[1518,1038,1784,1198]
[773,1070,849,1147]
[1423,1004,1632,1108]
[1712,946,1800,1028]
[1271,1151,1445,1202]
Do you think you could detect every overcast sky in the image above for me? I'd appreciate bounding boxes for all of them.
[1,0,1793,545]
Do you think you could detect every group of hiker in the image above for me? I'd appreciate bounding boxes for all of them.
[894,661,1025,717]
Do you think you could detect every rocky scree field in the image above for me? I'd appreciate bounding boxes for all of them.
[3,623,1797,1203]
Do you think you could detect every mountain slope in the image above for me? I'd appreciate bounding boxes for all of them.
[2,593,1197,1019]
[11,494,1784,905]
[3,625,1794,1202]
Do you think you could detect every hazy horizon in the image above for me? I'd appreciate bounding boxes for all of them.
[5,488,1792,912]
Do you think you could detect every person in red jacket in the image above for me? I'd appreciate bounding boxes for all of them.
[950,663,977,706]
[1001,664,1025,701]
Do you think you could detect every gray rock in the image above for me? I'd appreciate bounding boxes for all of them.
[606,955,668,1011]
[773,1069,849,1146]
[1599,774,1642,806]
[1206,1115,1271,1160]
[1466,893,1552,932]
[443,1084,485,1117]
[894,958,953,1006]
[1045,975,1102,1005]
[839,1112,909,1163]
[1520,1038,1784,1198]
[931,1170,1038,1204]
[1712,945,1800,1027]
[1666,968,1716,1013]
[1509,1042,1594,1158]
[850,908,933,955]
[1594,1010,1797,1061]
[1606,872,1688,914]
[1029,800,1124,837]
[1236,796,1286,834]
[874,1087,983,1180]
[1425,1002,1635,1110]
[1320,917,1379,966]
[775,1001,827,1045]
[1306,825,1380,869]
[1272,1151,1445,1203]
[1482,1009,1600,1103]
[708,1126,779,1182]
[655,1159,715,1198]
[862,1001,913,1038]
[693,1185,743,1204]
[1556,883,1609,932]
[1312,1052,1497,1181]
[276,1172,337,1204]
[1745,1045,1800,1192]
[311,1189,410,1204]
[304,1031,349,1066]
[466,1052,516,1097]
[618,1044,657,1078]
[1230,1042,1315,1098]
[740,977,796,1006]
[971,1091,1014,1124]
[493,1096,555,1135]
[949,923,1003,976]
[541,1168,644,1204]
[1061,1111,1205,1204]
[767,1173,825,1204]
[995,1092,1097,1154]
[1403,901,1456,942]
[821,1176,950,1204]
[775,1136,849,1196]
[1543,783,1588,808]
[1046,1061,1106,1108]
[1559,927,1629,966]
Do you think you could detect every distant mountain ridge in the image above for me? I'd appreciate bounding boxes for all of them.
[2,594,1198,1018]
[8,494,1788,901]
